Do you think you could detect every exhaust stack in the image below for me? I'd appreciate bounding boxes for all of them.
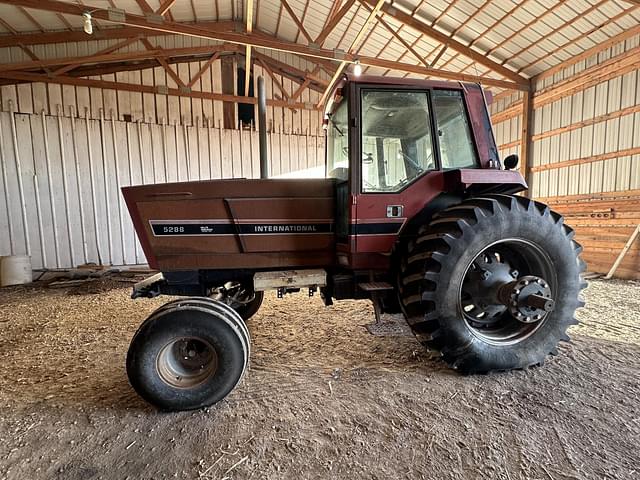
[257,76,268,179]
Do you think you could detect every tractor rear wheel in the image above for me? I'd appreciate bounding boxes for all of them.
[399,194,585,374]
[126,298,250,410]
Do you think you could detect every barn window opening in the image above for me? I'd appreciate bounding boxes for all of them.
[237,67,255,128]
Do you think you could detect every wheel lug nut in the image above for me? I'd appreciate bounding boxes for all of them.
[510,269,519,278]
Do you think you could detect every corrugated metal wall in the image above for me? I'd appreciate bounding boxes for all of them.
[490,32,640,278]
[0,109,325,269]
[491,33,640,197]
[0,35,329,269]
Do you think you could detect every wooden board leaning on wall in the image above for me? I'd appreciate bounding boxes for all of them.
[536,190,640,279]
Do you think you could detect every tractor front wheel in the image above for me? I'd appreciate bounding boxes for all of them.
[126,298,250,410]
[399,194,585,374]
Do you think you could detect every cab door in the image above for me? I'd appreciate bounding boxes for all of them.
[353,87,442,263]
[352,86,481,267]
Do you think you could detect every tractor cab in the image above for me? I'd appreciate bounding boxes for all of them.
[324,76,525,269]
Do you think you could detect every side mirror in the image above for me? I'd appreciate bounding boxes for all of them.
[503,154,519,170]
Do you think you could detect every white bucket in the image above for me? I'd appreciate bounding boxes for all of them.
[0,255,33,287]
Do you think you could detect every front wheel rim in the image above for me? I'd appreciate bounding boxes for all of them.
[156,337,218,388]
[458,238,557,346]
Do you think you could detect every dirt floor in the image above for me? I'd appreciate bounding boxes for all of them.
[0,277,639,480]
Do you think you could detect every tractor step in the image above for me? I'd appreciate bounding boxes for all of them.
[358,282,394,292]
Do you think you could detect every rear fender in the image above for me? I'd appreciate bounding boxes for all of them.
[444,168,528,195]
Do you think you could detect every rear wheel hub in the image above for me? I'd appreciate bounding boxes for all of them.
[459,239,557,346]
[503,275,555,323]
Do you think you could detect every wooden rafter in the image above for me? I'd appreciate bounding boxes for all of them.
[0,16,43,64]
[435,0,494,70]
[256,57,290,100]
[0,21,239,48]
[282,0,313,44]
[358,0,430,70]
[18,6,45,31]
[187,52,220,88]
[361,1,423,77]
[315,0,356,46]
[318,0,385,106]
[53,36,140,75]
[140,38,186,89]
[134,0,153,14]
[293,0,311,45]
[363,0,527,85]
[253,50,327,90]
[0,1,525,91]
[0,70,320,110]
[452,1,526,76]
[157,0,177,16]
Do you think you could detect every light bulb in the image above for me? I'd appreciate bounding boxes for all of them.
[83,13,93,35]
[353,60,362,77]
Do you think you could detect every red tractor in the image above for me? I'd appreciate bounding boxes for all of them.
[123,75,585,411]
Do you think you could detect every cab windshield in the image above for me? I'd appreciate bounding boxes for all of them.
[326,98,349,182]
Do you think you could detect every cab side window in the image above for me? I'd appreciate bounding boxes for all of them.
[432,90,478,169]
[361,90,435,192]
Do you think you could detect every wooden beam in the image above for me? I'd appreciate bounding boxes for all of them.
[530,147,640,173]
[0,21,240,48]
[187,52,220,88]
[157,0,177,16]
[533,46,640,109]
[520,87,533,195]
[533,104,640,142]
[134,0,153,13]
[140,38,186,88]
[315,0,356,46]
[491,100,523,124]
[0,2,524,91]
[363,0,528,86]
[256,57,290,100]
[361,3,430,70]
[53,37,140,75]
[318,0,385,106]
[0,70,321,110]
[281,0,314,44]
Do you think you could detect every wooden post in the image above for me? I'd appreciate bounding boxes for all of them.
[520,84,534,198]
